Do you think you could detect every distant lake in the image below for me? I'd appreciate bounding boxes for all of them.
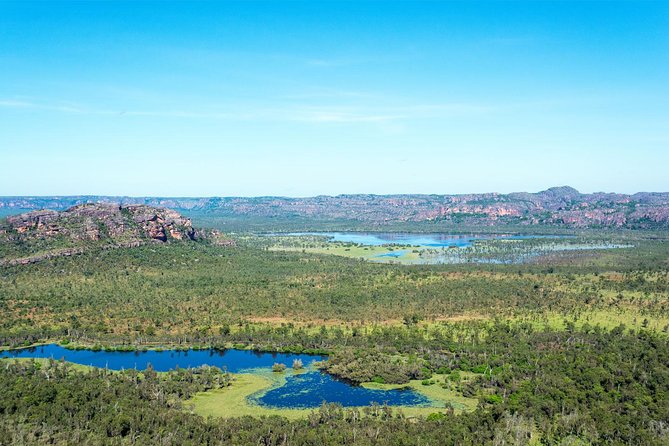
[281,232,563,248]
[267,232,627,265]
[1,345,430,409]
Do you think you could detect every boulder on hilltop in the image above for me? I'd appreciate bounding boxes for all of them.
[5,203,197,243]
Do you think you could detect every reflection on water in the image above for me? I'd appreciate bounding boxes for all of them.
[281,232,557,248]
[0,344,322,373]
[271,232,628,264]
[1,344,433,408]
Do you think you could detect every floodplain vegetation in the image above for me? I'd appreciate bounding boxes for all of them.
[1,228,668,445]
[254,233,636,265]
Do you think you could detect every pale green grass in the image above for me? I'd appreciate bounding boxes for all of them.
[269,244,425,264]
[188,370,478,420]
[361,374,479,414]
[526,309,669,332]
[188,372,312,419]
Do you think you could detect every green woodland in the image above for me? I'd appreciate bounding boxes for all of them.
[1,227,669,445]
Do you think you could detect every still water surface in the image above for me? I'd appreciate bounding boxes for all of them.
[1,344,430,408]
[284,232,560,247]
[1,344,320,372]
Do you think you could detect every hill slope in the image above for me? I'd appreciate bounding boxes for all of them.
[0,203,230,265]
[1,186,669,228]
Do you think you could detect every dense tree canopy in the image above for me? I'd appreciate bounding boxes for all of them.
[1,230,668,444]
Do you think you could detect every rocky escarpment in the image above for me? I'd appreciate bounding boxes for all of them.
[4,203,197,243]
[0,204,232,266]
[1,187,669,229]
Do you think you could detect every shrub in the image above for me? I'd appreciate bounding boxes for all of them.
[448,371,461,382]
[426,412,446,421]
[471,365,487,374]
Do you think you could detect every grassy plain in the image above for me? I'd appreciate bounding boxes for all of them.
[189,372,312,420]
[360,374,480,412]
[263,234,648,266]
[1,223,668,444]
[189,369,479,420]
[2,238,668,347]
[269,244,424,264]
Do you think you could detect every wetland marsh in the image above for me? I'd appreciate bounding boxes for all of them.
[261,231,632,265]
[1,344,473,415]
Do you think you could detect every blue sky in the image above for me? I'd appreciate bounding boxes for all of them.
[0,0,667,196]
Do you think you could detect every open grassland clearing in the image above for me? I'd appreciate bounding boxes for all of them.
[269,243,424,264]
[1,230,668,445]
[2,240,668,347]
[189,372,311,420]
[259,232,645,266]
[189,370,479,420]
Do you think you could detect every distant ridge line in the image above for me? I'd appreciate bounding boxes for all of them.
[1,187,669,229]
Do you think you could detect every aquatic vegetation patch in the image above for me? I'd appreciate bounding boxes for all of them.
[263,232,633,265]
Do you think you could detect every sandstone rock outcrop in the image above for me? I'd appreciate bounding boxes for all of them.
[5,203,197,244]
[2,187,669,229]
